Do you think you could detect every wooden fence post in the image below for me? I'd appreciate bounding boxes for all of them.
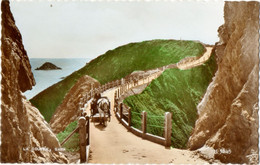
[128,108,131,128]
[83,111,87,117]
[120,103,123,119]
[79,117,87,163]
[142,111,147,138]
[86,116,90,146]
[164,112,172,147]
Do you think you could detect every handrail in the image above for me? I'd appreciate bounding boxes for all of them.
[114,104,172,147]
[73,55,211,158]
[61,126,79,146]
[70,69,163,162]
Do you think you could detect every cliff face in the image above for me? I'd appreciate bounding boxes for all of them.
[188,2,259,164]
[50,75,100,134]
[1,1,68,163]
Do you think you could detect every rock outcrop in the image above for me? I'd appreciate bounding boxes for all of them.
[1,1,68,163]
[35,62,62,70]
[49,75,100,134]
[188,1,259,164]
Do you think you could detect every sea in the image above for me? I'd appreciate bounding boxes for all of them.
[24,58,91,99]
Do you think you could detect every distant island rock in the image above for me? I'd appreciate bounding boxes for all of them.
[35,62,62,70]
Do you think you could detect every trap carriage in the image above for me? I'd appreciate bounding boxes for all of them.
[90,95,111,126]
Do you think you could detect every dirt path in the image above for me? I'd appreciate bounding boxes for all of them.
[87,88,207,164]
[86,47,213,163]
[177,47,213,70]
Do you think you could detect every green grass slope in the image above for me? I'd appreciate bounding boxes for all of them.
[30,39,205,122]
[56,120,79,152]
[124,51,217,148]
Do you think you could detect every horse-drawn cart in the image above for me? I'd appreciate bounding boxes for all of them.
[90,94,111,126]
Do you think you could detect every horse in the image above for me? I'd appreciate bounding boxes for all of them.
[90,93,101,117]
[97,97,111,126]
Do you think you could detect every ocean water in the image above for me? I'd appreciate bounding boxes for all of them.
[24,58,91,99]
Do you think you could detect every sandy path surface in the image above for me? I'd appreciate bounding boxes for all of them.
[86,48,214,163]
[177,47,213,70]
[87,88,207,164]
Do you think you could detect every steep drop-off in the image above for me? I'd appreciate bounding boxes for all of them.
[30,40,205,122]
[1,1,68,163]
[50,75,100,134]
[188,2,259,164]
[124,50,216,148]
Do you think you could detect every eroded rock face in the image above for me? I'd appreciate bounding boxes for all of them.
[1,1,68,163]
[188,2,259,164]
[49,75,100,134]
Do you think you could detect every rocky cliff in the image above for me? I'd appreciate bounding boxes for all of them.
[188,1,259,164]
[1,1,68,163]
[49,75,100,134]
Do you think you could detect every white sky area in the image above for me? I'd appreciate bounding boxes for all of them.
[10,1,224,59]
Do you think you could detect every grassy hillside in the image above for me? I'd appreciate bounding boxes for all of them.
[56,120,79,152]
[30,39,205,122]
[124,51,216,148]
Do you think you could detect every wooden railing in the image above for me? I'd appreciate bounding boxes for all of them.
[78,70,162,111]
[61,69,163,163]
[60,114,90,163]
[61,51,211,162]
[114,102,172,147]
[111,70,173,147]
[78,115,90,163]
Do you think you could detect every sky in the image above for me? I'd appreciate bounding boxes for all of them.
[10,1,224,59]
